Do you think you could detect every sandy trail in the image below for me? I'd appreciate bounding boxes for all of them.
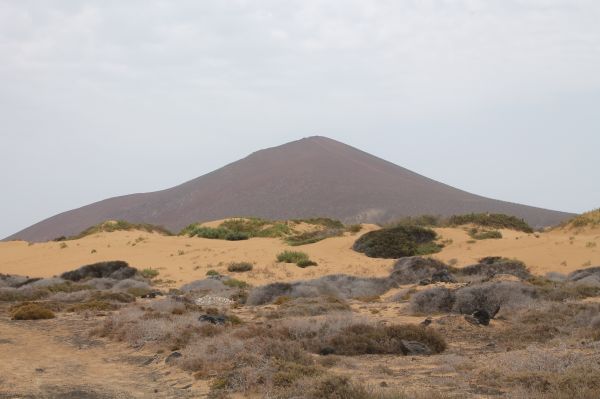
[0,313,207,399]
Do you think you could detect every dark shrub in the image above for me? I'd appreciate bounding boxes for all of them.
[352,226,440,259]
[267,296,351,318]
[227,262,253,272]
[453,281,537,315]
[61,261,138,281]
[567,267,600,283]
[247,282,293,305]
[410,287,456,314]
[0,274,41,289]
[389,257,456,284]
[458,257,532,280]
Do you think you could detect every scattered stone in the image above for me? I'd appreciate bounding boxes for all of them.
[401,340,432,355]
[194,296,234,306]
[420,318,432,327]
[472,309,492,325]
[141,291,163,299]
[165,351,182,364]
[319,347,336,356]
[199,314,228,325]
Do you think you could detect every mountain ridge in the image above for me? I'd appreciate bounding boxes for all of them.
[5,136,573,242]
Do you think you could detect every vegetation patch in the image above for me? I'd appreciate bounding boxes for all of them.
[72,220,172,239]
[10,302,55,320]
[67,300,117,312]
[321,323,446,356]
[560,208,600,229]
[353,225,441,259]
[448,213,533,233]
[277,250,309,264]
[227,262,253,273]
[468,228,503,240]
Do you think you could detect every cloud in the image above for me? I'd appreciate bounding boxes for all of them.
[0,0,599,237]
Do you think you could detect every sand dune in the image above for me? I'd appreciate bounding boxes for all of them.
[1,224,598,285]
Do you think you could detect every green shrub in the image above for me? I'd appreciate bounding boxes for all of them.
[277,251,310,264]
[74,220,172,239]
[468,228,503,240]
[347,224,362,233]
[292,218,345,229]
[227,262,253,272]
[10,303,55,320]
[286,229,343,246]
[297,259,318,268]
[141,268,159,279]
[225,231,250,241]
[352,226,441,259]
[448,213,533,233]
[223,278,249,289]
[562,208,600,228]
[389,215,443,227]
[206,270,220,276]
[182,226,231,239]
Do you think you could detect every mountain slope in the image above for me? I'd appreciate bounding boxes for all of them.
[6,136,573,242]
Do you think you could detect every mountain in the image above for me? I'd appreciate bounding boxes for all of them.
[6,136,573,242]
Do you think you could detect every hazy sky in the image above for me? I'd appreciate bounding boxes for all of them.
[1,0,599,239]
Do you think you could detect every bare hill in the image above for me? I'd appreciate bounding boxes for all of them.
[6,136,572,242]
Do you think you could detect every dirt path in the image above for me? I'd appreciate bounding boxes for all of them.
[0,313,208,399]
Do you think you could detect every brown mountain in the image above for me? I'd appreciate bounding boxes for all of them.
[6,136,573,242]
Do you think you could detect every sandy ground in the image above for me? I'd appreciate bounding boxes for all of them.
[0,224,598,286]
[0,310,208,398]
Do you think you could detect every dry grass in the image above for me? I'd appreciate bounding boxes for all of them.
[10,302,55,320]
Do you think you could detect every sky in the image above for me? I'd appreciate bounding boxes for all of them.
[1,0,599,239]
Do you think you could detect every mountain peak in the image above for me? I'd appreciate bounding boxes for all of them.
[6,137,573,242]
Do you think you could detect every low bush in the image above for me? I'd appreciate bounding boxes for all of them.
[0,287,49,302]
[10,302,55,320]
[73,220,172,239]
[468,228,502,240]
[448,213,533,233]
[297,259,318,268]
[61,261,138,281]
[452,281,537,315]
[410,281,537,316]
[353,226,441,259]
[457,257,532,280]
[390,257,456,284]
[227,262,253,273]
[410,287,456,314]
[247,274,392,306]
[277,250,309,263]
[347,224,362,233]
[140,268,159,279]
[567,266,600,284]
[321,323,446,356]
[560,208,600,229]
[267,296,351,318]
[222,278,249,289]
[67,300,117,312]
[286,229,343,246]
